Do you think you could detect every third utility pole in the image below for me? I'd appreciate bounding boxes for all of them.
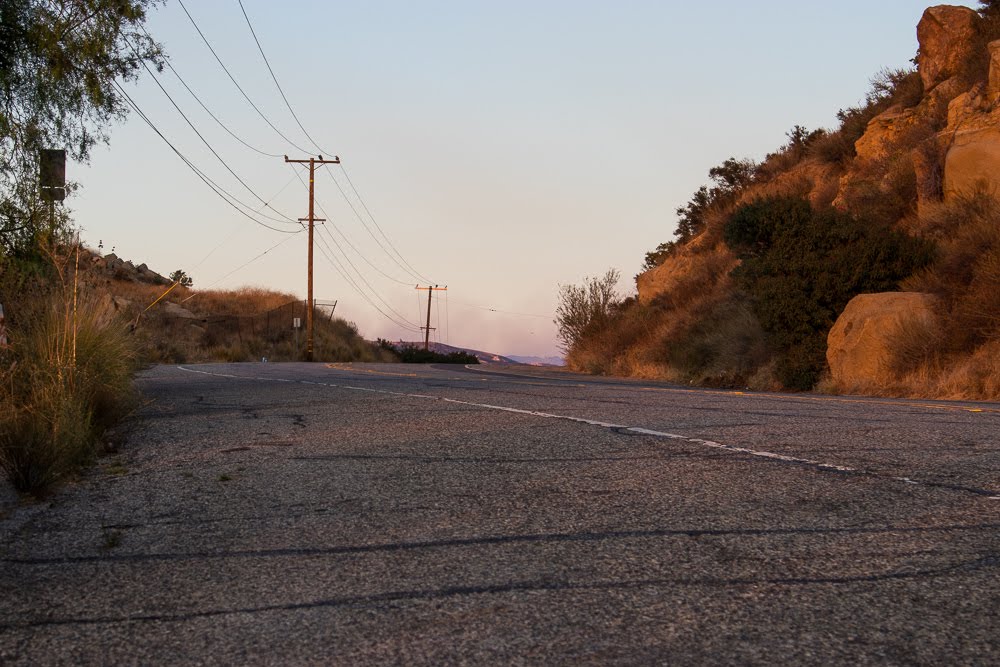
[285,154,340,361]
[415,285,447,350]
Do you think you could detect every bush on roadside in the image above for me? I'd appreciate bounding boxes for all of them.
[394,345,479,364]
[724,196,934,390]
[0,284,137,495]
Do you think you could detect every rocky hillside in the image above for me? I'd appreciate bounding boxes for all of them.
[569,4,1000,400]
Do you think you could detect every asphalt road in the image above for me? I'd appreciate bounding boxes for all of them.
[2,362,999,665]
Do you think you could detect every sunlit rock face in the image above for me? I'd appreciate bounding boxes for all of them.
[917,5,980,92]
[827,292,939,388]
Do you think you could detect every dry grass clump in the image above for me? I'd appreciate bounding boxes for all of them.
[0,283,137,495]
[904,192,1000,351]
[567,243,770,388]
[182,286,297,317]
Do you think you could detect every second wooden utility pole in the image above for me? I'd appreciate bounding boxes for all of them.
[285,154,340,361]
[415,285,447,350]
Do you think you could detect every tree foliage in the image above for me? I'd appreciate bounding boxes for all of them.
[169,269,193,287]
[641,158,757,271]
[555,269,622,354]
[0,0,163,256]
[725,197,934,390]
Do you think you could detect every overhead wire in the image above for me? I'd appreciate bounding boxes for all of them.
[337,163,434,284]
[447,298,552,319]
[189,171,303,273]
[141,26,282,159]
[288,165,422,328]
[215,2,433,286]
[112,80,301,234]
[319,165,428,283]
[312,225,421,332]
[129,41,299,224]
[183,231,302,298]
[435,291,441,343]
[176,0,313,154]
[237,0,330,156]
[314,224,422,330]
[289,165,414,286]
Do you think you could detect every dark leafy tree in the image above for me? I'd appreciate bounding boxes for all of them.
[708,158,756,193]
[641,158,758,271]
[169,269,193,287]
[0,0,163,255]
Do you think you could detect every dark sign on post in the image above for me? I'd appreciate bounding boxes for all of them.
[39,149,66,201]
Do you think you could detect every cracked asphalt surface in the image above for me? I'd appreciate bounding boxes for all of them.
[1,361,999,664]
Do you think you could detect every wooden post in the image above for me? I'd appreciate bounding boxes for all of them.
[285,155,340,361]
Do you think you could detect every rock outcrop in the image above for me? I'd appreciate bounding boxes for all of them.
[636,236,736,306]
[90,251,169,285]
[917,5,980,91]
[827,293,939,387]
[944,126,1000,197]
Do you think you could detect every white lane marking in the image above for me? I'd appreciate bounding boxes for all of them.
[174,366,1000,499]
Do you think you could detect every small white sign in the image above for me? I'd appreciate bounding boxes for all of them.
[293,317,301,329]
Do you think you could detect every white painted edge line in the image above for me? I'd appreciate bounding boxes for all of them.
[174,366,1000,500]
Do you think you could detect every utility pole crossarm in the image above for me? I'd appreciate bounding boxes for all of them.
[285,154,341,362]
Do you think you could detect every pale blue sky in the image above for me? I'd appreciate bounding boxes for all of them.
[72,1,976,358]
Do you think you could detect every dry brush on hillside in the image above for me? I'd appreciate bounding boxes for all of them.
[564,3,1000,400]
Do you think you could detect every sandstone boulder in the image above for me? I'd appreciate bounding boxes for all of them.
[917,5,980,92]
[988,40,1000,102]
[854,105,916,162]
[827,292,939,387]
[160,301,198,319]
[944,126,1000,198]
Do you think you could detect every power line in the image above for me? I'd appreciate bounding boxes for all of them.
[112,80,301,234]
[315,222,422,329]
[238,0,330,156]
[189,172,304,273]
[322,164,430,283]
[447,299,552,319]
[132,50,299,224]
[338,163,434,283]
[183,231,303,297]
[313,227,421,332]
[176,0,312,154]
[294,168,440,332]
[298,171,423,327]
[141,26,282,159]
[290,164,413,286]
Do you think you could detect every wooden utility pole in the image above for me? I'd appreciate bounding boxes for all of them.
[284,154,340,361]
[415,285,447,350]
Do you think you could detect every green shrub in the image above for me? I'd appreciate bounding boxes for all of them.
[394,345,479,364]
[725,196,934,390]
[663,299,769,387]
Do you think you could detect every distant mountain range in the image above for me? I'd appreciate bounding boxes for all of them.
[395,342,563,366]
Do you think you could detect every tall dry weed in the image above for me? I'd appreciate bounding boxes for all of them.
[0,279,137,495]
